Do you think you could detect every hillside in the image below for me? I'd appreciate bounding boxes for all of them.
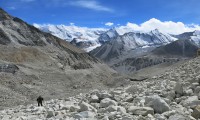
[0,8,127,109]
[152,39,199,58]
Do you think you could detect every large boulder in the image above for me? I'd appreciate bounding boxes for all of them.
[100,98,117,108]
[0,64,19,74]
[74,111,96,120]
[89,95,99,103]
[174,82,184,96]
[181,96,200,108]
[79,101,97,112]
[128,106,154,116]
[145,95,170,114]
[105,105,118,112]
[46,110,55,118]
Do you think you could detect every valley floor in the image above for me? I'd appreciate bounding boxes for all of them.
[1,57,200,120]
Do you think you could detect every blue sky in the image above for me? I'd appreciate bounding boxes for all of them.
[0,0,200,27]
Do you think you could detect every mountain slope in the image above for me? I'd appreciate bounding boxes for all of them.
[152,39,199,57]
[0,8,126,109]
[109,39,199,74]
[91,29,176,62]
[173,30,200,46]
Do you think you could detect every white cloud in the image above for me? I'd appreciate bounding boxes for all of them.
[70,22,75,26]
[105,22,114,26]
[69,0,114,12]
[116,18,200,35]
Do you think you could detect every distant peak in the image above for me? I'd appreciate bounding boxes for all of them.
[151,28,160,33]
[194,30,200,35]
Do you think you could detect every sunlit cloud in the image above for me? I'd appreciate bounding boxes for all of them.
[105,22,114,26]
[116,18,200,35]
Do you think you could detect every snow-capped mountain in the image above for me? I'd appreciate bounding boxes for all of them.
[90,29,177,62]
[98,28,119,44]
[172,30,200,46]
[33,24,107,52]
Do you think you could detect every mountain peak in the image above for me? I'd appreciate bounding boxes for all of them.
[150,28,161,34]
[194,30,200,35]
[0,8,12,20]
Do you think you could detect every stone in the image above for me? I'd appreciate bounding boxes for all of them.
[117,106,126,114]
[167,91,176,100]
[100,98,117,108]
[154,114,166,120]
[74,111,95,120]
[98,92,113,99]
[122,116,133,120]
[194,86,200,94]
[89,95,99,103]
[69,106,80,112]
[46,110,55,118]
[105,106,117,112]
[111,90,122,95]
[124,96,134,102]
[128,106,154,116]
[0,64,19,74]
[79,101,97,112]
[162,110,176,118]
[174,82,183,96]
[145,95,170,114]
[185,89,193,96]
[168,114,187,120]
[191,105,200,119]
[191,83,199,90]
[181,96,200,108]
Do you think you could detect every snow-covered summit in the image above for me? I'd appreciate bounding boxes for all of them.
[34,24,108,52]
[33,24,106,41]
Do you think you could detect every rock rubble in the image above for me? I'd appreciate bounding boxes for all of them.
[2,57,200,119]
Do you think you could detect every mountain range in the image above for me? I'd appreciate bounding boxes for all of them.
[35,21,200,73]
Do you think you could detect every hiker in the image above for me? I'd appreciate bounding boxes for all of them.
[37,96,44,106]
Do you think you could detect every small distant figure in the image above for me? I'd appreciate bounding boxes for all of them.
[37,96,44,106]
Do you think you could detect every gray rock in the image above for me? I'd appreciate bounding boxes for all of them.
[117,106,126,114]
[89,95,99,103]
[128,106,154,116]
[181,96,200,108]
[168,114,187,120]
[145,95,170,114]
[100,98,117,108]
[174,82,183,96]
[105,106,117,112]
[167,91,176,101]
[194,86,200,94]
[162,110,176,118]
[46,110,55,118]
[124,96,134,102]
[191,105,200,119]
[69,106,80,112]
[185,89,193,96]
[79,101,97,112]
[74,111,96,120]
[0,64,19,74]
